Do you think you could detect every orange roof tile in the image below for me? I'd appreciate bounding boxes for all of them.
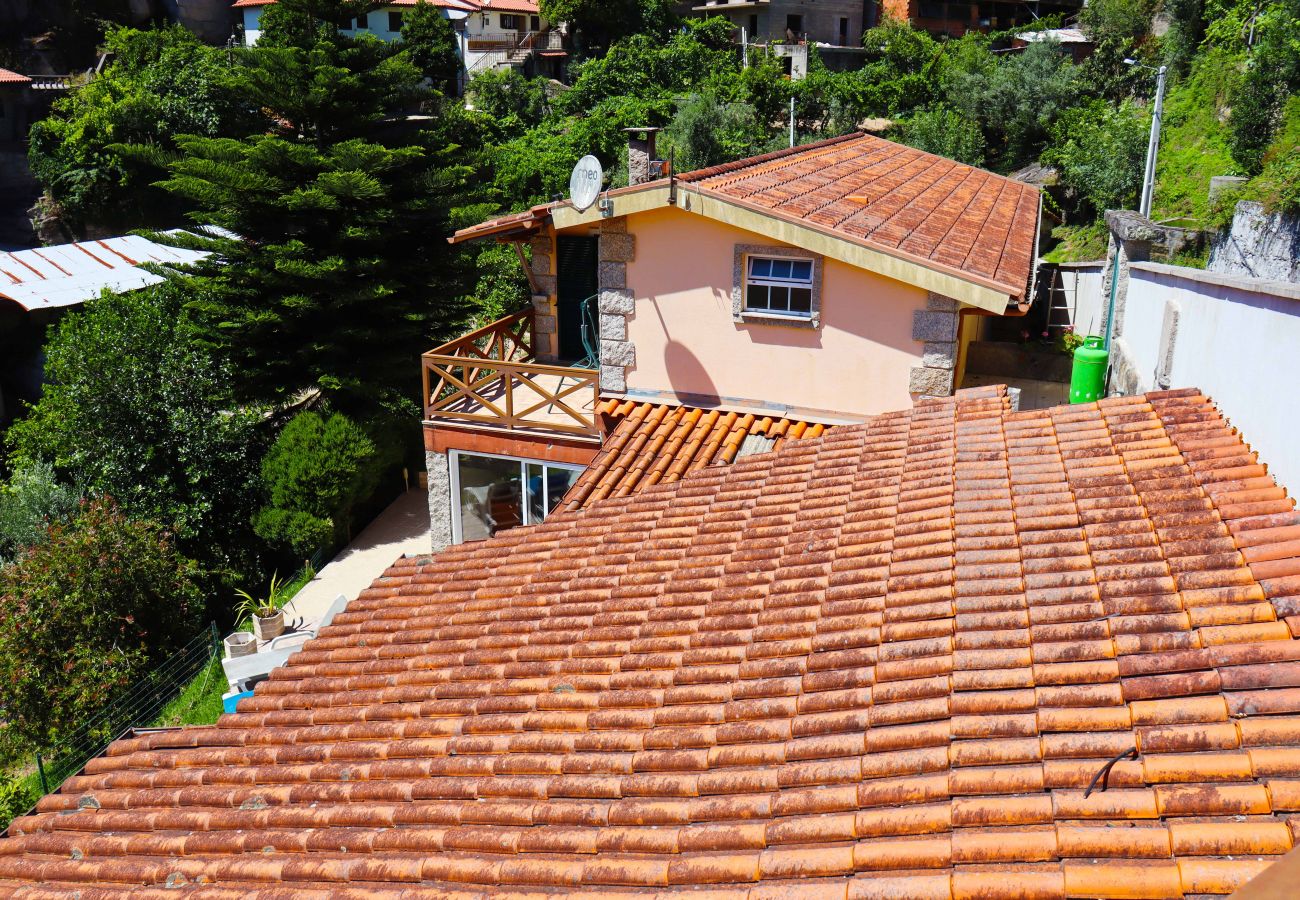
[560,399,833,511]
[452,134,1042,301]
[678,133,1042,300]
[3,387,1300,897]
[0,68,31,85]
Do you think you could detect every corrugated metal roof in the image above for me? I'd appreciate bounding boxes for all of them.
[0,235,208,312]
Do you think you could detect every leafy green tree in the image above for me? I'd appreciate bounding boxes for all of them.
[0,461,79,565]
[401,0,462,94]
[663,93,768,171]
[138,0,474,411]
[6,282,262,584]
[1044,100,1149,214]
[855,17,945,116]
[1229,0,1300,173]
[468,68,551,139]
[947,39,1084,167]
[0,498,202,759]
[898,106,986,166]
[539,0,677,55]
[1164,0,1207,75]
[253,410,377,557]
[27,25,257,233]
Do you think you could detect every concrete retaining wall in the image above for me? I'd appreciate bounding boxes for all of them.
[1110,261,1300,494]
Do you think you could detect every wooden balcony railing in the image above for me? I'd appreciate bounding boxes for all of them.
[422,308,600,437]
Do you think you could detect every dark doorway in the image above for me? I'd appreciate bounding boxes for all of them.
[555,235,598,362]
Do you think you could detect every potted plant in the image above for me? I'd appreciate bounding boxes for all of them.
[234,572,289,642]
[223,631,257,658]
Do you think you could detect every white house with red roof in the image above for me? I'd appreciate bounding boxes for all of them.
[232,0,560,83]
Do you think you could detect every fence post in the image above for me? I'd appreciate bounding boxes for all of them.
[35,753,48,795]
[208,620,219,657]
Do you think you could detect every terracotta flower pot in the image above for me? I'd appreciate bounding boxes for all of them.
[253,610,285,642]
[224,631,257,658]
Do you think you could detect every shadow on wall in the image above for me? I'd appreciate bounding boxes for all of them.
[662,338,719,403]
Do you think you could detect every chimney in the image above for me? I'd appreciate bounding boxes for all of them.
[625,127,662,187]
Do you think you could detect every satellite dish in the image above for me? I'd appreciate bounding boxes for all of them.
[569,155,604,212]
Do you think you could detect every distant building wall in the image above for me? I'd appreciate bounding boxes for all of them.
[1109,261,1300,495]
[689,0,866,45]
[615,205,931,418]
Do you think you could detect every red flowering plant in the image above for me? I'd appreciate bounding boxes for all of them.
[0,499,201,761]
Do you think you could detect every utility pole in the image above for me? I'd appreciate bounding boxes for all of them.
[741,26,748,67]
[1125,59,1168,219]
[789,96,795,148]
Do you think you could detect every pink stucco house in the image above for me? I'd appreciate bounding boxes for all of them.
[423,131,1041,549]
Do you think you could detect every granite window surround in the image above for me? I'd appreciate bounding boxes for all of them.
[732,243,823,329]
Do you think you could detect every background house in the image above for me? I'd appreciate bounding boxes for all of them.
[234,0,560,82]
[881,0,1083,38]
[428,131,1040,550]
[682,0,871,46]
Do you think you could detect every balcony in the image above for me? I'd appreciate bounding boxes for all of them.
[421,308,600,438]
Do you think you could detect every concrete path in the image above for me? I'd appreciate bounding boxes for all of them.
[283,488,431,625]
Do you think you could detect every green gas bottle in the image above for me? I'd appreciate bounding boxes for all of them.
[1070,335,1108,404]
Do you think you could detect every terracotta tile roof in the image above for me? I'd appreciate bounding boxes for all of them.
[5,387,1300,897]
[0,68,31,84]
[561,400,832,512]
[678,132,1042,300]
[448,203,552,244]
[563,387,1009,512]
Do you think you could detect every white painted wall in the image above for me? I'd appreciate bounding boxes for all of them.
[1055,262,1106,337]
[242,4,472,47]
[1116,262,1300,495]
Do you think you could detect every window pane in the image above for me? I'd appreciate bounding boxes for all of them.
[749,257,771,278]
[525,462,545,526]
[770,259,792,279]
[544,466,580,515]
[790,287,812,313]
[746,283,769,310]
[456,454,522,541]
[791,260,813,281]
[770,286,790,311]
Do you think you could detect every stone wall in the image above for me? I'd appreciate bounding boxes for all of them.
[424,449,453,553]
[528,233,557,362]
[1209,200,1300,284]
[596,217,635,394]
[909,293,959,397]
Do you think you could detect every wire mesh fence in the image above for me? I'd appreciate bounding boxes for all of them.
[31,622,220,796]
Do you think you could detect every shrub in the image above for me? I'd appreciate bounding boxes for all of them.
[0,774,37,832]
[0,461,79,564]
[0,499,202,759]
[254,411,378,557]
[663,93,768,171]
[1044,100,1149,215]
[946,39,1084,166]
[898,106,986,166]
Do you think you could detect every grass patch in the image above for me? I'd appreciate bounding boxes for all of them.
[150,656,226,727]
[1042,221,1108,263]
[1151,50,1243,224]
[149,564,319,729]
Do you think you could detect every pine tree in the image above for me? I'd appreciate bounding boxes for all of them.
[401,0,462,96]
[142,0,474,413]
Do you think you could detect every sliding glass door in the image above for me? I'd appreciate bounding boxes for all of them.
[450,450,584,543]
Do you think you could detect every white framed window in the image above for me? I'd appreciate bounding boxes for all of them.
[745,255,815,316]
[733,245,822,327]
[449,450,584,543]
